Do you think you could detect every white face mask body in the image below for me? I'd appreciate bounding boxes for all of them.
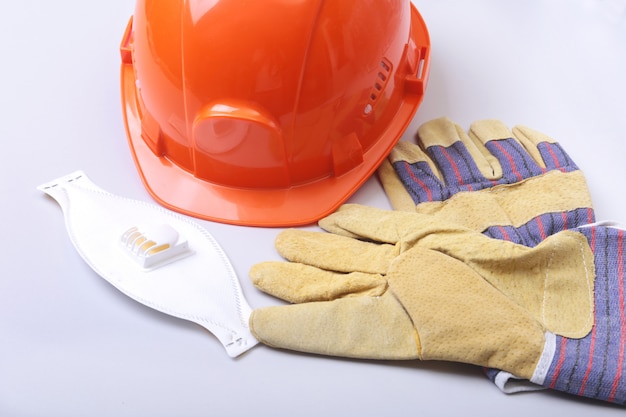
[38,171,258,357]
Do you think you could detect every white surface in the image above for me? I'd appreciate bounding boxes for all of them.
[1,0,626,415]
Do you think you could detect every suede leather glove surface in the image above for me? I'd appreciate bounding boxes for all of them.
[378,117,600,392]
[248,205,626,405]
[378,117,595,246]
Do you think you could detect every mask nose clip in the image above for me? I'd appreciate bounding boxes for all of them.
[120,224,192,270]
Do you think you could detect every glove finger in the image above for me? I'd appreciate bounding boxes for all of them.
[386,140,446,204]
[512,125,579,172]
[469,120,545,182]
[377,159,420,211]
[249,261,387,304]
[249,291,419,359]
[274,228,397,274]
[319,204,418,244]
[417,117,502,186]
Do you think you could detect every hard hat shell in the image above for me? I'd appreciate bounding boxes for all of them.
[120,0,430,227]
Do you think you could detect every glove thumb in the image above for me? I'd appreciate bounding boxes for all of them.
[249,291,420,360]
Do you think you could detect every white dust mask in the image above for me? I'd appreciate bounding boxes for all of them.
[38,171,258,357]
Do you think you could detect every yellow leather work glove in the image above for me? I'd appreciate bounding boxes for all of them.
[378,117,595,245]
[249,205,595,384]
[376,117,604,398]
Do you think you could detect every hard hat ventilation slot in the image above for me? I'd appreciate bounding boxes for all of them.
[364,58,393,116]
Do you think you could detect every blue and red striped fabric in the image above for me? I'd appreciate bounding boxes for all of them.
[394,138,579,204]
[484,222,626,404]
[483,209,595,247]
[542,225,626,404]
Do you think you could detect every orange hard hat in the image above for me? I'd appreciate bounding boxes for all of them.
[120,0,430,227]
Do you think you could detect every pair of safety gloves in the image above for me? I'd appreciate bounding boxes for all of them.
[248,117,625,405]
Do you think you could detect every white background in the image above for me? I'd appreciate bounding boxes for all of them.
[2,0,626,415]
